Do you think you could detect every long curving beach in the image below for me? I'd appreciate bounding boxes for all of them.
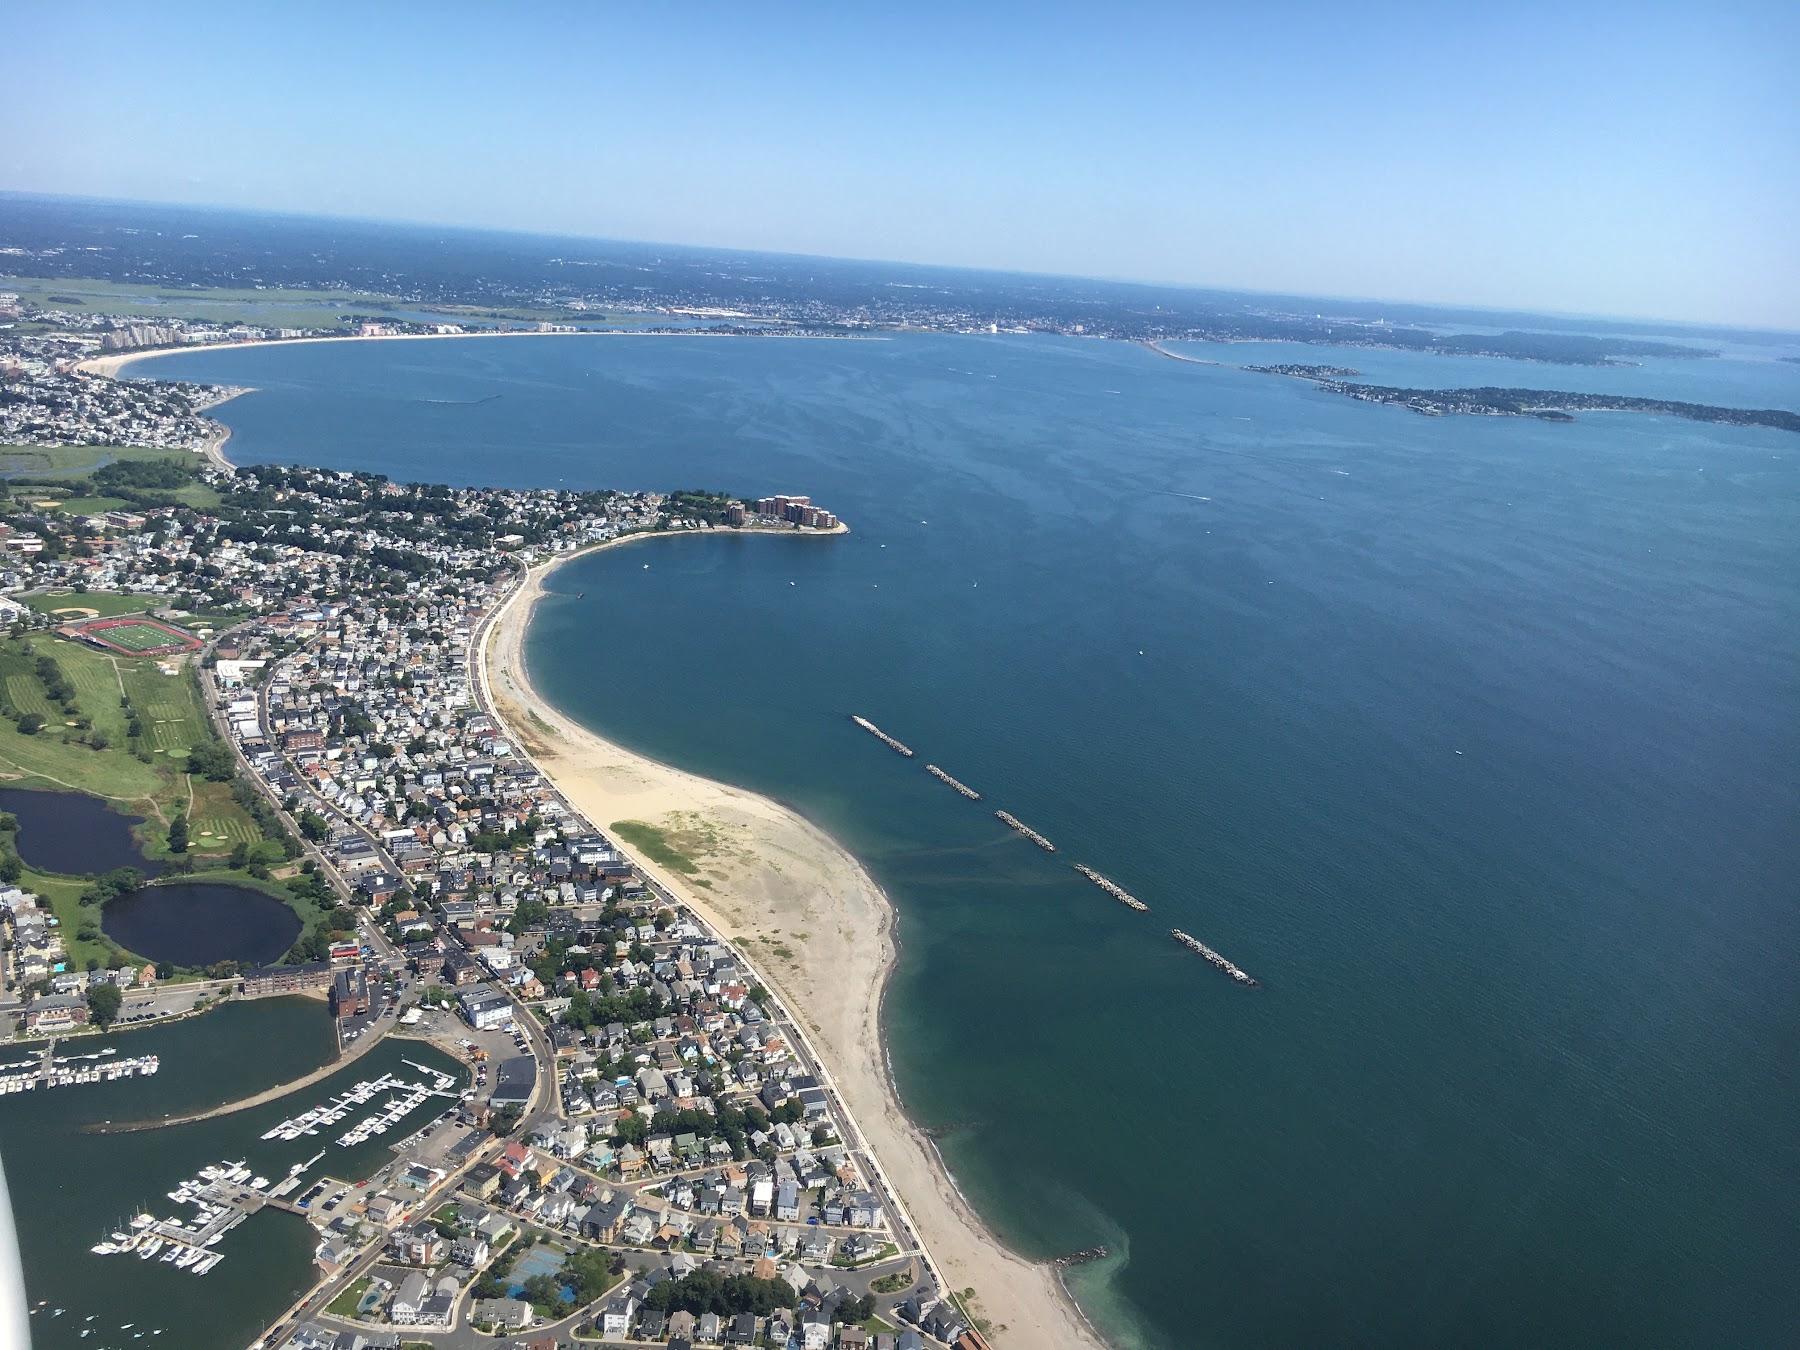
[74,326,882,379]
[482,538,1109,1350]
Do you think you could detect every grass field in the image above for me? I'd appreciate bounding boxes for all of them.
[0,634,258,855]
[47,483,220,514]
[22,591,165,619]
[16,864,125,971]
[2,274,657,332]
[0,444,202,480]
[89,620,192,653]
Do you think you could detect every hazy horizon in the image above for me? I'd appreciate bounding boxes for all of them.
[6,2,1796,330]
[7,187,1794,339]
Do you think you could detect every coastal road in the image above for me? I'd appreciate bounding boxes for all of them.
[198,643,401,969]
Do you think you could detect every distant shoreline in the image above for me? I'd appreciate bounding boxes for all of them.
[73,326,885,379]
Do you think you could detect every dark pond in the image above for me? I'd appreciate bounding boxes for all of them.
[0,785,161,876]
[101,881,301,966]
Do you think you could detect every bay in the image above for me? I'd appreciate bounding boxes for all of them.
[137,331,1800,1347]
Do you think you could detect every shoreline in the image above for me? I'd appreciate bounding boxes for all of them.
[73,325,886,379]
[481,533,1110,1350]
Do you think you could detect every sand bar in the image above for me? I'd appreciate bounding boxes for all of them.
[481,534,1109,1349]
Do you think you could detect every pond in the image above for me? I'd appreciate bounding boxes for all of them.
[0,785,161,876]
[100,880,301,966]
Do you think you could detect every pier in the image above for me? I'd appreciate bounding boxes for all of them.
[996,810,1056,852]
[851,714,914,757]
[0,1044,159,1095]
[1073,864,1148,911]
[1170,929,1259,986]
[925,763,981,799]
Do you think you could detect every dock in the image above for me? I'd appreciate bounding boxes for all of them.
[925,763,981,799]
[851,715,914,757]
[996,810,1056,852]
[0,1043,159,1095]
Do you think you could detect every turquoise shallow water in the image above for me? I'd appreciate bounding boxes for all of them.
[141,333,1800,1347]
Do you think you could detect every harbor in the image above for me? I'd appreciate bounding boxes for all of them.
[1073,864,1149,911]
[996,810,1057,852]
[1170,929,1259,987]
[925,763,982,799]
[87,1156,275,1276]
[0,1044,160,1095]
[258,1061,457,1146]
[851,714,914,756]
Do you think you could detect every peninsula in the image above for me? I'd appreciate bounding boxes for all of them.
[0,448,1098,1348]
[1307,381,1800,433]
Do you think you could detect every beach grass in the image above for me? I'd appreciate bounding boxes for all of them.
[610,817,711,878]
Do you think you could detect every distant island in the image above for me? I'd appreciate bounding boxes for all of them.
[1307,381,1800,433]
[1244,363,1361,378]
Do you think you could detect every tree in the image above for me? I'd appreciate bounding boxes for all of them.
[17,713,44,736]
[520,1273,566,1313]
[298,809,330,843]
[0,854,20,885]
[168,812,189,853]
[834,1294,875,1323]
[86,982,123,1029]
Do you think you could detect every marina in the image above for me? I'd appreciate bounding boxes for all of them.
[1073,863,1149,912]
[996,810,1056,852]
[87,1158,268,1276]
[1170,929,1259,987]
[924,763,982,799]
[334,1067,457,1148]
[0,1044,161,1095]
[258,1063,456,1143]
[851,714,914,757]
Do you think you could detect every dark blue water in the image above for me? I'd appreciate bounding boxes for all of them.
[101,881,301,966]
[0,786,160,876]
[140,332,1800,1347]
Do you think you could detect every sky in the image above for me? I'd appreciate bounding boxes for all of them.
[5,1,1797,328]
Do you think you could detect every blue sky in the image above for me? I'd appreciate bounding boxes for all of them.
[5,2,1796,327]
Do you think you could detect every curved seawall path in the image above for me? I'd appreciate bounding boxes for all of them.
[481,540,1109,1350]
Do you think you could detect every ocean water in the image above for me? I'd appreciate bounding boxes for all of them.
[141,332,1800,1347]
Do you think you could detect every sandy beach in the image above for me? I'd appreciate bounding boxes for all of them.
[74,326,882,379]
[481,535,1108,1350]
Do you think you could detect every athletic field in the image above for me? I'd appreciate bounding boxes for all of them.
[78,616,203,656]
